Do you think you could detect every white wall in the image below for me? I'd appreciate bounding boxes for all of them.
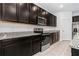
[56,12,72,41]
[0,21,56,32]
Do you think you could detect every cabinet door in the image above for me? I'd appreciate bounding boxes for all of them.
[38,7,45,17]
[3,43,21,56]
[0,41,2,56]
[49,34,53,45]
[47,13,57,26]
[19,37,32,56]
[46,13,51,26]
[73,16,79,22]
[71,48,79,56]
[50,33,56,45]
[29,3,38,25]
[18,3,30,24]
[51,15,57,26]
[56,32,60,42]
[3,3,17,22]
[2,39,21,56]
[53,15,57,26]
[2,38,32,56]
[0,3,2,19]
[50,32,59,45]
[72,16,77,22]
[38,8,46,18]
[72,17,75,22]
[32,36,41,55]
[41,10,48,26]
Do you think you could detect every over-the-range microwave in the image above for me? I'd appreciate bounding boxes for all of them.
[36,16,47,26]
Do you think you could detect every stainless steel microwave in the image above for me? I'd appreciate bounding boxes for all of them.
[37,16,47,26]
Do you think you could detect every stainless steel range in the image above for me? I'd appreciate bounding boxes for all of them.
[41,33,50,51]
[34,28,50,52]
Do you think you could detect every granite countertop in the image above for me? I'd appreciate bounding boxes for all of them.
[70,41,79,50]
[0,30,59,40]
[70,32,79,49]
[43,30,60,33]
[0,31,41,40]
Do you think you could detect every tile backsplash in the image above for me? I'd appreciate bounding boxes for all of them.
[0,21,57,32]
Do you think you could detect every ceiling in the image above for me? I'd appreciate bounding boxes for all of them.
[35,3,79,15]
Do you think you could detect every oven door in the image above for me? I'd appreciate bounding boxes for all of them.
[41,33,50,52]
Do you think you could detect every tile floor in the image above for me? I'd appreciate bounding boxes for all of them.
[34,40,71,56]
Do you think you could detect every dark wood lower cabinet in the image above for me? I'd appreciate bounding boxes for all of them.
[71,48,79,56]
[20,42,32,56]
[2,38,32,56]
[0,33,59,56]
[3,44,21,56]
[50,32,60,45]
[0,35,41,56]
[0,41,2,56]
[32,36,41,55]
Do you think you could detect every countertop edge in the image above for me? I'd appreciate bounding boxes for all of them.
[0,30,59,40]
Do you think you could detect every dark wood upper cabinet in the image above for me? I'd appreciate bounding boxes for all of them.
[38,8,46,17]
[29,3,39,25]
[45,12,51,26]
[47,13,57,26]
[72,17,74,22]
[0,41,2,56]
[0,3,57,26]
[72,16,79,22]
[72,16,75,22]
[3,3,17,22]
[0,3,2,19]
[51,15,57,26]
[38,7,47,18]
[18,3,30,24]
[38,7,42,17]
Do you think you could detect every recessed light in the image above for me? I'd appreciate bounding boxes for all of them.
[60,4,64,8]
[19,3,24,6]
[32,6,38,11]
[42,11,46,15]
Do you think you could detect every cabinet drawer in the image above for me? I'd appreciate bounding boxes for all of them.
[71,48,79,56]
